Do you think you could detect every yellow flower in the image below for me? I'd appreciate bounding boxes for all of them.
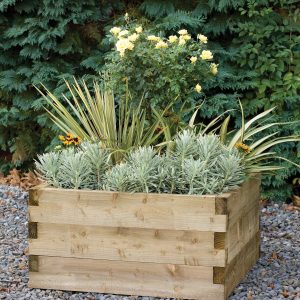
[190,56,197,64]
[168,35,178,43]
[182,34,191,41]
[124,12,129,20]
[194,84,202,93]
[126,41,134,50]
[178,29,188,35]
[235,142,252,154]
[116,38,134,56]
[110,27,121,35]
[197,34,208,44]
[200,50,213,60]
[210,63,218,75]
[66,132,74,139]
[59,132,81,146]
[135,26,143,33]
[155,41,168,49]
[128,33,139,42]
[178,37,186,45]
[72,137,81,145]
[118,30,129,37]
[147,35,161,42]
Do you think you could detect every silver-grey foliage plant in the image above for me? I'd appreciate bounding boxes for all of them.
[104,131,245,194]
[35,142,111,189]
[36,131,246,194]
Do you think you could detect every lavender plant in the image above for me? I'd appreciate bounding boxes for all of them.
[36,131,246,194]
[35,143,111,189]
[104,131,246,195]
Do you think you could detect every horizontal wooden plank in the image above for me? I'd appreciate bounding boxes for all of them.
[29,224,226,267]
[29,189,227,231]
[29,256,225,300]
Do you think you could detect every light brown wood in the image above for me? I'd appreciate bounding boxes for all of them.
[29,189,227,231]
[28,176,261,300]
[29,223,226,267]
[214,232,226,250]
[225,231,260,297]
[292,195,300,207]
[28,222,38,239]
[226,203,260,262]
[225,175,260,264]
[29,256,225,300]
[221,175,260,226]
[29,255,39,272]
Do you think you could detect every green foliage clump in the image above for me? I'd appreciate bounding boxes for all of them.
[231,1,300,200]
[38,78,167,162]
[105,25,217,108]
[105,131,245,194]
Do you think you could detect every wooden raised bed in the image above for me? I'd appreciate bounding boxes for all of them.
[28,176,261,300]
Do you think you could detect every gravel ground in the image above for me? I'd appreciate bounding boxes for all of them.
[0,184,299,300]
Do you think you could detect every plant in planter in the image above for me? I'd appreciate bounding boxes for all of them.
[35,131,245,194]
[37,79,169,162]
[105,24,217,111]
[104,132,245,194]
[35,142,111,190]
[29,130,260,300]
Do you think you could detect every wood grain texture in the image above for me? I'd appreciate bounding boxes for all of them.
[28,176,261,300]
[220,175,261,226]
[29,256,225,300]
[29,255,39,272]
[225,175,261,263]
[226,203,260,263]
[29,223,226,267]
[29,189,227,231]
[214,232,226,250]
[225,231,260,298]
[28,184,47,206]
[28,222,38,239]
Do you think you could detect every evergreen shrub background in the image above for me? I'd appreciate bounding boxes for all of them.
[0,0,299,200]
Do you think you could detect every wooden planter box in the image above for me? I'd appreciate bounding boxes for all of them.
[28,176,260,300]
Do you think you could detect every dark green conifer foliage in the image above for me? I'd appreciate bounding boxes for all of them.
[0,0,123,171]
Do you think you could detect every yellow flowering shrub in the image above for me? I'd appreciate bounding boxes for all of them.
[105,24,217,109]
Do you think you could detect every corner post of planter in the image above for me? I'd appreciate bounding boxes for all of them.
[213,195,228,287]
[28,185,43,240]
